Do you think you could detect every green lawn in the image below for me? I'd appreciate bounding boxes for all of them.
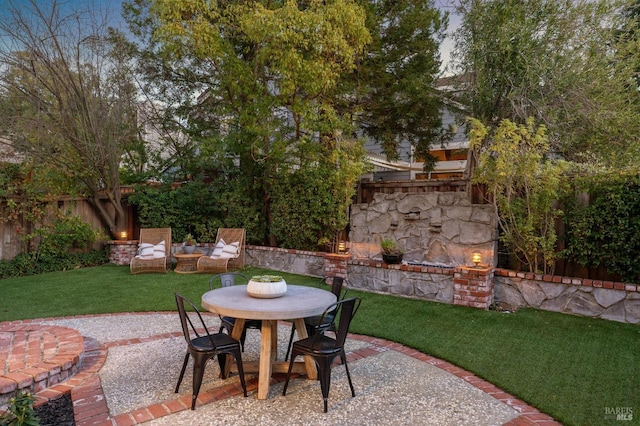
[2,264,638,426]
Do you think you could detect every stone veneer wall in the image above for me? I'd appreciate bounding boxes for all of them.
[494,269,640,324]
[111,243,640,323]
[349,192,497,267]
[346,259,455,303]
[247,246,459,304]
[246,246,640,323]
[245,245,326,278]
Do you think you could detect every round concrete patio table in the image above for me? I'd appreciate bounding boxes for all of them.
[202,285,337,399]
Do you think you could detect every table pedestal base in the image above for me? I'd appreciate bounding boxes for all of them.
[225,318,316,399]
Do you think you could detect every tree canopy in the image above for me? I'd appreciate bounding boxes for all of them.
[349,0,447,168]
[452,0,640,168]
[0,0,138,238]
[123,0,374,246]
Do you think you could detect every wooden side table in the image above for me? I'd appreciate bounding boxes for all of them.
[174,252,204,274]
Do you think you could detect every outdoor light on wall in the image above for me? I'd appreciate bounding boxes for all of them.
[471,251,482,267]
[337,241,347,254]
[119,231,128,240]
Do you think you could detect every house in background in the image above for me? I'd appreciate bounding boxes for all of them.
[361,77,469,182]
[0,137,23,164]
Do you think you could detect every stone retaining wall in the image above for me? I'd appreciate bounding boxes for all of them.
[346,259,455,303]
[247,246,486,308]
[246,246,640,324]
[494,269,640,324]
[245,245,326,277]
[247,245,458,303]
[109,243,640,324]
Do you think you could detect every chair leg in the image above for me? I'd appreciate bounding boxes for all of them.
[341,351,356,397]
[316,356,334,413]
[284,323,296,361]
[231,348,248,397]
[175,352,190,393]
[282,349,298,395]
[240,328,247,352]
[190,353,209,410]
[217,353,228,378]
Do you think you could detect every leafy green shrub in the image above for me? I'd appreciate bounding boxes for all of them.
[128,181,219,243]
[77,249,109,266]
[36,215,99,255]
[270,140,365,250]
[128,180,265,244]
[0,250,108,279]
[563,171,640,282]
[469,118,569,273]
[17,213,100,260]
[0,391,39,425]
[0,214,108,278]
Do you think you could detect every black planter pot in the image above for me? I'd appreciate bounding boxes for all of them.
[382,253,403,264]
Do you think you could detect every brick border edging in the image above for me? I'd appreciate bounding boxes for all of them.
[0,323,84,407]
[494,268,639,294]
[6,312,559,426]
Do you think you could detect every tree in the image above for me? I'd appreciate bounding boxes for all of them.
[0,0,139,238]
[124,0,371,247]
[617,0,640,90]
[452,0,640,168]
[469,117,568,274]
[349,0,447,169]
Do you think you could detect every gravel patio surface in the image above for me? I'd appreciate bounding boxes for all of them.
[28,313,539,425]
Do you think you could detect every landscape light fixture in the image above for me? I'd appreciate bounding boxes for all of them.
[471,251,482,267]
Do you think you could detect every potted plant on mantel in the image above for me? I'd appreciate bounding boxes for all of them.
[381,238,404,264]
[182,233,197,254]
[247,275,287,298]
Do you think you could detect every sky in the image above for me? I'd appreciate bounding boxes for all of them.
[90,0,463,74]
[435,0,463,75]
[0,0,462,74]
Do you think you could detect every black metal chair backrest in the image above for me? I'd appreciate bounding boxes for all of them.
[322,276,346,320]
[175,293,217,350]
[327,276,345,299]
[208,272,248,290]
[312,297,361,350]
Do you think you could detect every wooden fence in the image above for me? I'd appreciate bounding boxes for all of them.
[0,195,122,260]
[356,179,489,204]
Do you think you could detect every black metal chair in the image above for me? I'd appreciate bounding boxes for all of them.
[209,272,262,351]
[174,293,247,410]
[282,297,361,413]
[284,276,346,361]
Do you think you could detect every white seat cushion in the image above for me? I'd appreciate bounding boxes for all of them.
[210,240,239,259]
[137,241,166,259]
